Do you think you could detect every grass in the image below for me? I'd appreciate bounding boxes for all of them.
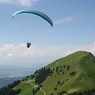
[14,51,95,95]
[15,82,34,95]
[41,51,95,94]
[14,80,44,95]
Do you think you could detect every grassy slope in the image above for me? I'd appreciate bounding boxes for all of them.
[15,51,95,95]
[14,80,44,95]
[15,82,33,95]
[41,51,95,94]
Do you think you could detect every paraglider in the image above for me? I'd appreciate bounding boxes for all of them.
[12,10,53,48]
[12,10,53,27]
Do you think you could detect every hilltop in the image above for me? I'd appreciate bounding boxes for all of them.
[1,51,95,95]
[42,51,95,94]
[15,51,95,95]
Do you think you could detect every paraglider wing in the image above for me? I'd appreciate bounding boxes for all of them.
[12,10,53,27]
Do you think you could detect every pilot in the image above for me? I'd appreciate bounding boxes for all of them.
[27,42,31,48]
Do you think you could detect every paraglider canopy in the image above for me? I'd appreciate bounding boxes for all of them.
[12,10,53,27]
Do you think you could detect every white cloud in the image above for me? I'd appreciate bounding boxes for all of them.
[90,42,95,55]
[0,0,39,6]
[54,16,74,25]
[7,53,17,57]
[35,44,93,58]
[0,44,92,58]
[0,43,33,58]
[0,43,94,65]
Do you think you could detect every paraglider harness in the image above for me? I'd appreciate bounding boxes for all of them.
[27,42,31,48]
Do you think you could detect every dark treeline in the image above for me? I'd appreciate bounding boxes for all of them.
[35,67,51,84]
[0,80,21,95]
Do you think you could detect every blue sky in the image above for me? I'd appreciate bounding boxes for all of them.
[0,0,95,66]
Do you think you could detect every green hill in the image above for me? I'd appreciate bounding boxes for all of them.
[14,51,95,95]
